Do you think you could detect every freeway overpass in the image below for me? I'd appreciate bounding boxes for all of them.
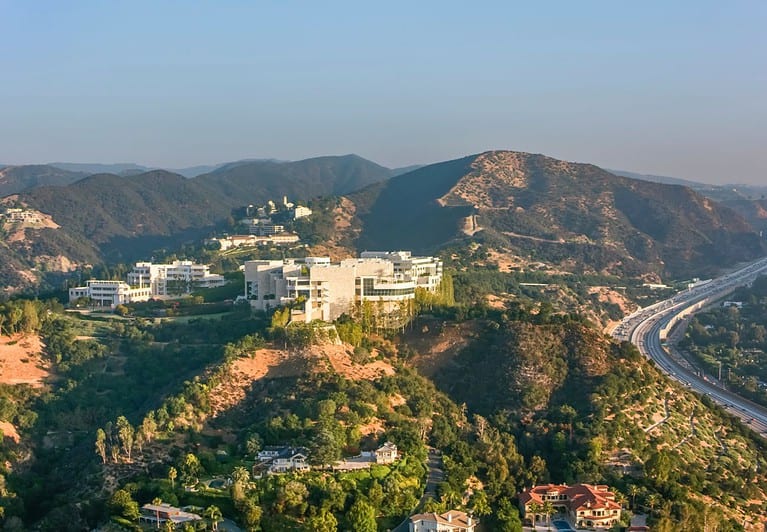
[613,256,767,436]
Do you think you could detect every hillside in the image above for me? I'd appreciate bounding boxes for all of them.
[0,155,393,289]
[720,198,767,234]
[0,165,87,196]
[403,312,767,530]
[194,154,394,204]
[21,170,231,264]
[351,151,766,279]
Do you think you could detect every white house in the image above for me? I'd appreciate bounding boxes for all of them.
[256,446,310,474]
[374,442,398,464]
[409,510,477,532]
[127,260,225,296]
[292,205,313,219]
[68,280,151,307]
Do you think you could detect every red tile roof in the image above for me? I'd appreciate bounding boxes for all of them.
[519,483,621,512]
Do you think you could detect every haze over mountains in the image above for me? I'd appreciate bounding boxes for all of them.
[1,150,765,291]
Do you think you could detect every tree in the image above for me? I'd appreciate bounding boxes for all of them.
[182,453,201,486]
[95,428,107,464]
[204,505,223,531]
[469,490,491,517]
[240,500,262,531]
[245,433,262,456]
[152,497,163,529]
[306,509,338,532]
[542,501,555,530]
[474,413,488,440]
[231,466,250,486]
[645,493,660,515]
[168,466,178,490]
[309,428,341,467]
[116,415,135,462]
[20,300,39,333]
[347,499,376,532]
[279,480,309,515]
[497,498,523,532]
[527,502,542,526]
[628,484,640,509]
[142,413,158,443]
[8,307,22,335]
[109,489,140,521]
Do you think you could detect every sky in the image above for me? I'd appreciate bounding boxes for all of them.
[0,1,765,184]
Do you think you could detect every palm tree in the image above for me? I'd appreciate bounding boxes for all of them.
[168,466,177,490]
[628,484,640,510]
[645,493,660,516]
[204,505,223,531]
[527,502,543,527]
[542,501,555,530]
[231,465,250,486]
[152,497,163,529]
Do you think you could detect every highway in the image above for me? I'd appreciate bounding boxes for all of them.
[612,256,767,436]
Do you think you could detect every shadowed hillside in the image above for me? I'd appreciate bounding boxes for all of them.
[0,165,87,196]
[195,154,393,204]
[350,151,766,278]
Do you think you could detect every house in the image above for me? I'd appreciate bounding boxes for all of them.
[127,260,225,296]
[270,447,309,473]
[257,446,285,461]
[292,205,312,219]
[256,446,310,474]
[519,483,622,529]
[139,503,201,527]
[374,441,398,464]
[68,280,152,307]
[409,510,477,532]
[3,208,41,224]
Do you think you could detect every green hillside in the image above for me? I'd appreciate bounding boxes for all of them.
[0,165,87,196]
[194,154,394,205]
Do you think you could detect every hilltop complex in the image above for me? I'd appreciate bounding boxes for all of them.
[244,251,443,323]
[69,260,224,307]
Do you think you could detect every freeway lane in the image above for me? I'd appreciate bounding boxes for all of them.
[614,256,767,436]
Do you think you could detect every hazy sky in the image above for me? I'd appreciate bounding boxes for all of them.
[1,1,765,184]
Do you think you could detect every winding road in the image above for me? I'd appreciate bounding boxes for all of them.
[613,256,767,436]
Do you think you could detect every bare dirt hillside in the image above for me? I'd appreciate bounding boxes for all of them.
[0,334,50,387]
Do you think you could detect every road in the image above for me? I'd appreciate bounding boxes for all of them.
[613,255,767,437]
[391,449,444,532]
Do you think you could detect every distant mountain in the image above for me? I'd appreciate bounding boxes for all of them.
[610,169,767,232]
[351,151,766,278]
[0,155,397,290]
[607,169,708,189]
[3,151,764,291]
[0,165,88,196]
[21,170,231,263]
[391,164,423,176]
[49,162,152,175]
[194,154,394,204]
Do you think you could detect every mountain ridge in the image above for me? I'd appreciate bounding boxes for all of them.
[350,150,766,278]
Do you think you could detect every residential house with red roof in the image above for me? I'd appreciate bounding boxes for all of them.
[519,483,622,529]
